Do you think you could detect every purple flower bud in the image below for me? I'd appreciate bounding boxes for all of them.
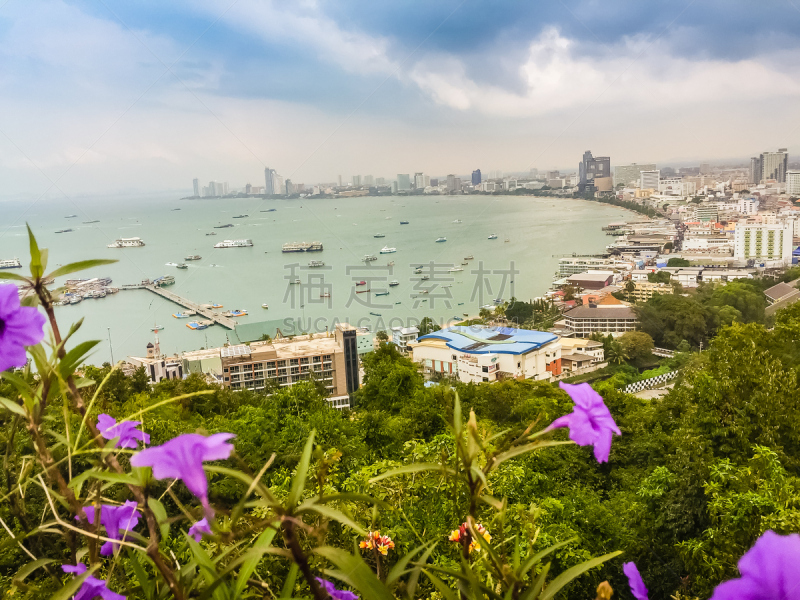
[0,284,46,372]
[316,577,359,600]
[79,501,141,556]
[130,433,235,517]
[547,382,621,463]
[97,414,150,449]
[188,517,212,542]
[623,562,649,600]
[61,563,126,600]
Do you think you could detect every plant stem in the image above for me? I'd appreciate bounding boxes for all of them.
[281,517,327,600]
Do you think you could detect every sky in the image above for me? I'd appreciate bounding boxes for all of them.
[2,0,800,199]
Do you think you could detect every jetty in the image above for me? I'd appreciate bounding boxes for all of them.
[121,282,236,329]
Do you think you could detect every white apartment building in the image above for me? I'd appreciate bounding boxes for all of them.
[734,222,793,266]
[640,170,660,190]
[392,326,419,352]
[614,163,656,187]
[738,197,759,215]
[787,171,800,195]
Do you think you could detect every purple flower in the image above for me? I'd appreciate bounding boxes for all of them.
[130,433,235,516]
[623,562,649,600]
[79,501,141,556]
[547,382,621,463]
[316,577,359,600]
[0,284,46,372]
[97,413,150,449]
[710,530,800,600]
[188,517,212,542]
[61,563,126,600]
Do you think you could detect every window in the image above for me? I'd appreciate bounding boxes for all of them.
[482,377,489,382]
[223,367,229,373]
[290,358,299,366]
[482,366,488,373]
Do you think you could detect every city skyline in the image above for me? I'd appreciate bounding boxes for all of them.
[3,2,800,200]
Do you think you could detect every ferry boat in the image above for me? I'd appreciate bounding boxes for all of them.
[488,234,498,240]
[232,214,248,218]
[380,246,396,254]
[0,258,22,269]
[282,241,323,253]
[374,233,386,238]
[356,280,366,286]
[185,255,202,260]
[400,221,409,224]
[262,303,269,309]
[389,280,399,287]
[363,255,377,261]
[214,239,253,248]
[448,266,464,272]
[153,275,175,286]
[108,237,145,248]
[308,260,325,267]
[176,263,189,269]
[55,229,73,233]
[214,224,234,229]
[435,237,447,243]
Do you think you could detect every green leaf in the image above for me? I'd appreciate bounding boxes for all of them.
[519,562,550,600]
[315,546,395,600]
[422,569,460,600]
[47,259,118,280]
[369,463,455,483]
[88,470,140,487]
[288,431,315,508]
[27,224,43,279]
[301,504,366,535]
[281,563,299,598]
[59,340,100,378]
[13,558,55,583]
[148,498,170,540]
[406,541,438,599]
[386,541,435,586]
[0,397,27,417]
[538,551,622,600]
[127,551,155,599]
[492,441,574,469]
[233,527,278,598]
[187,536,227,600]
[49,566,98,600]
[517,538,576,579]
[0,272,30,282]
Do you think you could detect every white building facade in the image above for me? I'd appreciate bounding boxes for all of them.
[733,222,793,266]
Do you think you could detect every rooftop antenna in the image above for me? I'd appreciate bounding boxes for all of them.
[107,327,114,364]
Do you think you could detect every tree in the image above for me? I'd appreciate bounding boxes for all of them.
[667,257,691,267]
[478,307,492,320]
[663,241,674,250]
[375,330,389,342]
[605,340,628,365]
[562,285,579,301]
[635,293,711,348]
[618,331,654,362]
[418,316,441,336]
[648,271,671,284]
[131,365,150,393]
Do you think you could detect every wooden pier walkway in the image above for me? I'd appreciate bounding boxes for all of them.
[122,283,237,329]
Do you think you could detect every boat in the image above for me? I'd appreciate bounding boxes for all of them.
[173,311,194,318]
[150,325,163,331]
[370,312,381,316]
[214,224,234,228]
[448,267,464,272]
[282,241,323,253]
[320,293,331,298]
[494,298,504,304]
[389,280,399,287]
[387,261,395,267]
[261,208,277,212]
[363,254,377,261]
[185,255,202,260]
[69,296,82,305]
[375,292,389,296]
[400,221,409,224]
[380,246,396,254]
[374,233,386,238]
[395,301,402,305]
[0,258,22,270]
[108,237,145,248]
[414,268,423,274]
[214,239,253,248]
[435,237,447,242]
[206,232,217,236]
[262,303,269,309]
[65,214,77,218]
[232,215,248,218]
[209,264,220,268]
[355,280,366,286]
[165,262,179,267]
[172,208,181,211]
[153,275,175,286]
[464,255,473,260]
[186,321,210,330]
[356,289,371,294]
[461,262,468,265]
[223,309,248,317]
[505,238,510,242]
[443,284,452,288]
[176,263,189,269]
[488,234,498,240]
[308,260,325,267]
[421,275,430,280]
[83,220,99,224]
[458,303,465,306]
[417,289,429,294]
[289,279,301,284]
[453,219,462,223]
[55,229,73,233]
[453,316,461,320]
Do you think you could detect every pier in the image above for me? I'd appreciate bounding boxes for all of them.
[122,283,237,329]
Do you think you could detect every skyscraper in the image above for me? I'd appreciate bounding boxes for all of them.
[397,174,412,191]
[285,179,293,195]
[264,168,275,195]
[472,169,482,185]
[352,175,361,186]
[760,149,789,182]
[749,157,761,184]
[614,163,656,187]
[364,175,374,186]
[446,174,456,192]
[414,172,425,189]
[640,170,660,191]
[192,178,199,197]
[578,150,610,193]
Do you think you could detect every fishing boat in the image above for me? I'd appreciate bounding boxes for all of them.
[214,224,234,228]
[206,232,217,236]
[453,219,462,223]
[173,311,193,318]
[320,292,331,298]
[356,289,371,294]
[380,246,396,254]
[461,262,468,265]
[363,254,378,261]
[421,275,430,280]
[262,303,269,309]
[176,263,189,269]
[308,260,325,267]
[214,239,253,248]
[55,229,73,233]
[223,309,248,317]
[435,237,447,243]
[400,221,409,224]
[355,280,366,286]
[488,234,498,240]
[375,292,389,296]
[464,255,473,260]
[370,312,381,316]
[374,233,386,238]
[150,325,163,331]
[389,280,399,287]
[65,214,77,218]
[232,214,248,218]
[185,255,202,260]
[289,279,301,284]
[448,266,463,272]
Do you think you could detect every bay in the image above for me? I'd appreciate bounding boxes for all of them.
[0,193,630,364]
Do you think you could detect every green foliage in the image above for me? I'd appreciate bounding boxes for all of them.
[418,317,441,336]
[617,331,654,362]
[667,258,691,267]
[647,271,671,284]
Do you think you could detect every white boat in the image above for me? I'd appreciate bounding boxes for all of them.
[374,233,386,238]
[389,280,399,287]
[387,261,395,267]
[153,275,175,286]
[488,234,498,240]
[214,239,253,248]
[185,255,202,260]
[453,219,462,223]
[289,279,301,284]
[176,263,188,269]
[0,258,22,269]
[320,292,331,298]
[363,255,378,261]
[262,303,269,309]
[108,237,145,248]
[435,237,447,243]
[380,246,396,254]
[151,325,163,331]
[308,260,325,267]
[448,267,464,272]
[282,241,323,253]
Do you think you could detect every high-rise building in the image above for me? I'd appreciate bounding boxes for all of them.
[446,174,456,192]
[364,175,374,186]
[749,157,761,184]
[245,183,252,194]
[376,177,385,185]
[430,178,439,187]
[787,171,800,195]
[264,168,276,195]
[699,163,712,175]
[760,149,789,182]
[414,172,425,189]
[640,170,660,191]
[614,163,656,187]
[397,174,412,191]
[530,168,539,178]
[285,179,293,195]
[192,178,200,197]
[734,222,792,265]
[546,170,560,180]
[338,175,342,187]
[352,175,361,186]
[578,150,610,192]
[471,169,482,185]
